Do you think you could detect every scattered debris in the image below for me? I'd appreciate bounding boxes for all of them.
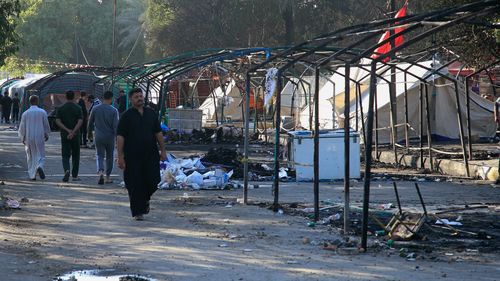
[435,219,463,226]
[53,270,155,281]
[0,196,21,210]
[379,203,395,210]
[158,153,237,190]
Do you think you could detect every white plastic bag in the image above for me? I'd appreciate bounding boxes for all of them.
[187,171,204,185]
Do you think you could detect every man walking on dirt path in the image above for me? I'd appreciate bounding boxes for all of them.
[78,91,88,148]
[88,91,119,185]
[1,92,12,124]
[56,90,83,182]
[11,92,20,123]
[18,95,51,180]
[117,88,166,221]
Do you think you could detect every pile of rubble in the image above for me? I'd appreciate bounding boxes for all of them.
[162,125,249,144]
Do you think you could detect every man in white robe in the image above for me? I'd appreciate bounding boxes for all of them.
[18,95,51,180]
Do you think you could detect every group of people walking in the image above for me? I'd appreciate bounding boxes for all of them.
[17,88,165,220]
[0,92,21,124]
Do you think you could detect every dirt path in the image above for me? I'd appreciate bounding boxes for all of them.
[1,125,500,281]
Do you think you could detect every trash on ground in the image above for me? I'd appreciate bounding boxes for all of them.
[379,203,395,210]
[0,196,21,210]
[435,219,463,226]
[158,152,237,190]
[53,269,155,281]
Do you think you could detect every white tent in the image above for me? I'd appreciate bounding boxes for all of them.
[279,60,495,143]
[199,79,243,126]
[7,74,48,97]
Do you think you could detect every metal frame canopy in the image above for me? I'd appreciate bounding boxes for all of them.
[99,46,364,121]
[240,0,499,251]
[20,66,118,112]
[26,66,115,94]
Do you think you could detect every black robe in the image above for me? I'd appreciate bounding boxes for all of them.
[117,107,161,217]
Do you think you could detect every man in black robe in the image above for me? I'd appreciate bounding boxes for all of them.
[117,88,166,220]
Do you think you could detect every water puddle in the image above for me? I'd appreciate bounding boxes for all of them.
[53,269,156,281]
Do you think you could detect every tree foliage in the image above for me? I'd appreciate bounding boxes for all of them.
[143,0,390,57]
[414,0,499,68]
[0,56,47,77]
[0,0,20,66]
[9,0,498,69]
[15,0,146,66]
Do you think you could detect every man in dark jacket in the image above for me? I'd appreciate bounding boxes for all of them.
[117,89,127,114]
[11,92,20,123]
[1,93,13,124]
[77,91,88,147]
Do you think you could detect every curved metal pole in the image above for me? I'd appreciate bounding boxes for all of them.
[272,72,284,211]
[465,78,473,160]
[453,80,471,177]
[357,82,366,144]
[343,64,351,233]
[424,83,434,171]
[243,73,251,204]
[313,67,320,222]
[404,72,409,150]
[361,61,377,251]
[419,83,424,168]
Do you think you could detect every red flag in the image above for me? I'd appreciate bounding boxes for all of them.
[371,1,408,61]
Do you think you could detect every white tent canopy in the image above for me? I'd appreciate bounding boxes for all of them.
[278,60,495,143]
[199,79,243,126]
[7,74,49,97]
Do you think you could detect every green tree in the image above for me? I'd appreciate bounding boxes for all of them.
[0,0,20,66]
[16,0,146,67]
[0,56,48,77]
[142,0,389,56]
[413,0,499,68]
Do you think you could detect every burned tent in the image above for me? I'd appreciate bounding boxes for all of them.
[279,60,496,143]
[198,79,244,126]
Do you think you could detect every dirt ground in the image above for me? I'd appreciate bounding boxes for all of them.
[1,124,500,281]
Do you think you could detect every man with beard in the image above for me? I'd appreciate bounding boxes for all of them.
[117,88,166,220]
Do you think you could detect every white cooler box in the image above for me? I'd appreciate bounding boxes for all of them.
[287,129,360,181]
